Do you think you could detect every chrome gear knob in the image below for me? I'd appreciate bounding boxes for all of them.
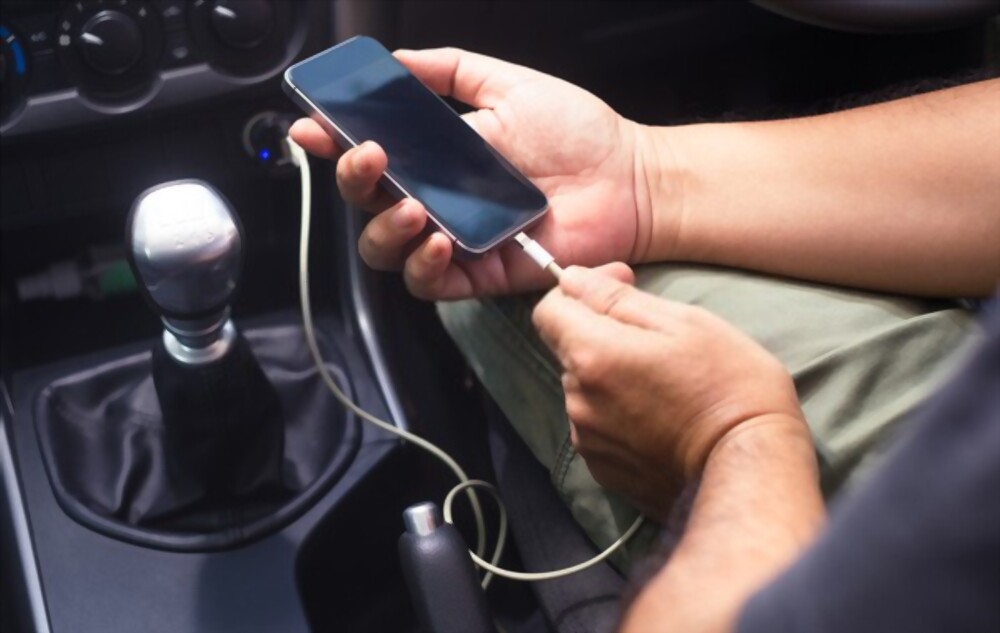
[127,180,243,363]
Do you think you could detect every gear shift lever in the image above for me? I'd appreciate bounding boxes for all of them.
[127,180,286,504]
[28,179,353,547]
[128,180,242,364]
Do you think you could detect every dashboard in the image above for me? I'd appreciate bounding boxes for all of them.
[1,0,313,136]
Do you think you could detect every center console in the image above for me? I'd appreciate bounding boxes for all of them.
[0,2,428,632]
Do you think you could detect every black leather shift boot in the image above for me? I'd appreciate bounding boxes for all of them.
[34,324,360,551]
[152,331,286,526]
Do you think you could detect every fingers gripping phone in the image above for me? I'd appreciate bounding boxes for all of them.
[283,36,549,256]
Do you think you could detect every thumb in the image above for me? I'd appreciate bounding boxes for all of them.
[589,262,636,285]
[394,47,534,109]
[559,265,678,330]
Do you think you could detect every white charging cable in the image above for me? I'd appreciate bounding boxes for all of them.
[286,137,643,585]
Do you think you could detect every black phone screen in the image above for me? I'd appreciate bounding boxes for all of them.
[287,37,548,252]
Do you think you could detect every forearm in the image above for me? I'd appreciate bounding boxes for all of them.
[638,79,1000,297]
[621,415,825,633]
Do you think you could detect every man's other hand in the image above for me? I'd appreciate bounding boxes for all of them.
[533,265,806,520]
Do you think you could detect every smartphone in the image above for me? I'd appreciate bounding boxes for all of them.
[283,36,548,256]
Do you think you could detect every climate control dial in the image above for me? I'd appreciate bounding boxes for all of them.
[210,0,274,49]
[189,0,292,76]
[78,10,144,75]
[57,0,162,101]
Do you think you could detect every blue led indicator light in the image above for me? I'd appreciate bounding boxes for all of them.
[260,150,271,161]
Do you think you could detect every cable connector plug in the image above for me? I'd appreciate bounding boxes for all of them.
[284,136,309,168]
[514,232,563,279]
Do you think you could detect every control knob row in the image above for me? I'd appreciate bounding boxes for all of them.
[41,0,290,103]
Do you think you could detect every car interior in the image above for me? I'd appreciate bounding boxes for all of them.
[1,1,997,632]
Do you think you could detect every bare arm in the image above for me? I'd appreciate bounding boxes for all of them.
[621,416,826,633]
[639,78,1000,297]
[297,49,997,300]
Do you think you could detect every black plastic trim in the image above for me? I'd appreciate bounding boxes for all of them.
[0,385,51,633]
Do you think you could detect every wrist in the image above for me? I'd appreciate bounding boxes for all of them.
[629,122,687,263]
[641,122,767,266]
[706,413,818,479]
[625,413,823,633]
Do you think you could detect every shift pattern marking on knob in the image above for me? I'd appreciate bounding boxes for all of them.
[129,180,243,320]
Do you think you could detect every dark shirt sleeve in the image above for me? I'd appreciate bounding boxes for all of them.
[737,304,1000,633]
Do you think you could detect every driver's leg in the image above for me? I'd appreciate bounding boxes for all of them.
[437,263,979,570]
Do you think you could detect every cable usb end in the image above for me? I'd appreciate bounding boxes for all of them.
[514,232,563,279]
[284,136,308,168]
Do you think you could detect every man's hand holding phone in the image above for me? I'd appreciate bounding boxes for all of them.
[290,47,671,300]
